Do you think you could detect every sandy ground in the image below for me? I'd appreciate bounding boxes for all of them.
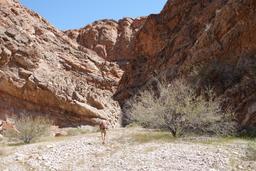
[0,128,255,171]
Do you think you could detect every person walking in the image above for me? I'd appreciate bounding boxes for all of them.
[99,120,108,144]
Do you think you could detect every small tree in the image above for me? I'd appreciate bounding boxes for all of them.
[4,115,52,144]
[129,79,236,137]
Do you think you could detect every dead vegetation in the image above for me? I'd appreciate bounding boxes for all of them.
[4,115,52,144]
[128,79,237,137]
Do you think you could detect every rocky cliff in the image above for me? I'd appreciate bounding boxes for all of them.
[65,17,146,62]
[0,0,122,126]
[1,0,256,127]
[114,0,256,127]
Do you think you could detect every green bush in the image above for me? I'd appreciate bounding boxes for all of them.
[128,79,237,137]
[4,115,52,144]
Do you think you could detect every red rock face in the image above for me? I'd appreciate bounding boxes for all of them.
[115,0,256,126]
[65,17,146,61]
[0,0,122,127]
[1,0,256,128]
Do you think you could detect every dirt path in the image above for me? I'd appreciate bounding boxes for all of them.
[0,128,255,171]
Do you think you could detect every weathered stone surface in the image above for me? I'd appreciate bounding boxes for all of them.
[65,17,146,61]
[115,0,256,126]
[0,46,12,65]
[2,0,256,128]
[0,0,122,127]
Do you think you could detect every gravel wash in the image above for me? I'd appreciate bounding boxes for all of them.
[0,129,255,171]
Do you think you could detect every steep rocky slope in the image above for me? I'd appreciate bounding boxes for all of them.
[114,0,256,126]
[65,17,146,62]
[1,0,255,128]
[0,0,122,126]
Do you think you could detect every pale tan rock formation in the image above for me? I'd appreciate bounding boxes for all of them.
[0,0,122,127]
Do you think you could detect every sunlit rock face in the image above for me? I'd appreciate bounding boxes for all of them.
[65,17,147,62]
[0,0,122,127]
[114,0,256,126]
[1,0,256,128]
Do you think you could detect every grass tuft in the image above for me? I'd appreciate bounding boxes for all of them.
[131,131,173,143]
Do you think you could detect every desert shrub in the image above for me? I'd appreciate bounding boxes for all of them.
[189,58,256,93]
[66,126,97,136]
[239,126,256,138]
[128,79,237,137]
[4,115,52,144]
[188,63,240,96]
[66,128,82,136]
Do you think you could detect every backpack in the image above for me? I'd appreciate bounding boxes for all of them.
[99,120,108,130]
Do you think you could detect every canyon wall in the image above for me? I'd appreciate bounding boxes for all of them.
[114,0,256,126]
[0,0,122,127]
[65,17,146,62]
[1,0,256,127]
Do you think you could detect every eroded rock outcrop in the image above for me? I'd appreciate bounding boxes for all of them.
[0,0,122,126]
[65,17,146,61]
[1,0,256,128]
[115,0,256,126]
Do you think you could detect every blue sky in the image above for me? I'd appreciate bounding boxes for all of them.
[20,0,167,31]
